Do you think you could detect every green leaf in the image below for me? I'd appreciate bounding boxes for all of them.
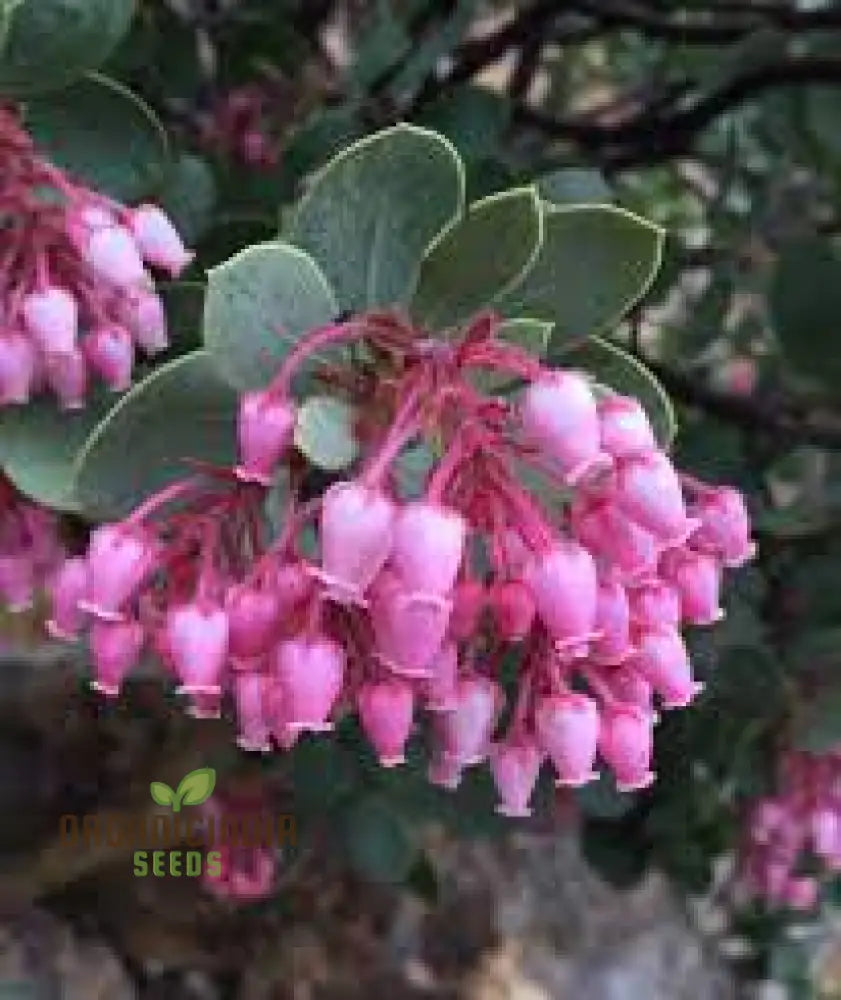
[496,205,665,343]
[556,335,677,447]
[294,396,358,471]
[770,238,841,385]
[203,241,339,391]
[0,388,117,511]
[149,781,175,808]
[470,317,551,393]
[537,168,613,206]
[72,351,238,520]
[415,85,509,167]
[576,772,636,820]
[173,766,216,810]
[411,187,543,331]
[343,793,417,884]
[792,684,841,754]
[0,0,134,96]
[25,72,168,201]
[158,153,217,244]
[285,124,465,313]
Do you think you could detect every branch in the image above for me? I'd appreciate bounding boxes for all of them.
[515,56,841,168]
[571,0,841,44]
[640,356,841,449]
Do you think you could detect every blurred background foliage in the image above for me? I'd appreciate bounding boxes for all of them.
[8,1,841,995]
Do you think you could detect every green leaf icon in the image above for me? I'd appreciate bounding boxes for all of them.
[172,767,216,811]
[150,781,175,808]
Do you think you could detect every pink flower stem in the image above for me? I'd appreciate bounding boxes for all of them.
[125,475,207,525]
[360,376,427,488]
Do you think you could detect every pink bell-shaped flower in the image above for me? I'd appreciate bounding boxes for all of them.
[358,678,415,766]
[750,799,786,844]
[784,876,819,911]
[128,204,194,277]
[811,805,840,858]
[571,496,659,583]
[233,670,272,751]
[90,617,145,697]
[422,641,459,711]
[204,845,276,902]
[21,286,78,355]
[44,348,87,409]
[0,330,36,404]
[520,369,605,482]
[46,556,89,640]
[0,553,34,610]
[319,480,395,602]
[166,600,230,693]
[628,579,680,630]
[598,703,655,791]
[489,740,543,817]
[489,579,535,641]
[449,579,485,640]
[273,561,313,615]
[689,486,755,568]
[226,582,281,661]
[534,691,600,787]
[79,523,156,620]
[525,540,598,652]
[370,570,451,676]
[660,548,723,625]
[598,394,657,459]
[615,452,694,543]
[629,627,702,709]
[235,390,296,485]
[82,325,134,392]
[83,225,147,288]
[591,577,633,664]
[390,501,465,595]
[121,289,168,355]
[272,635,345,732]
[435,675,500,766]
[605,664,654,712]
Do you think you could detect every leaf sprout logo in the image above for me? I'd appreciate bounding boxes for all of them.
[150,766,216,812]
[58,765,296,882]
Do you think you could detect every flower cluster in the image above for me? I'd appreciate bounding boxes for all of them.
[740,749,841,911]
[197,85,280,170]
[0,105,192,407]
[0,473,64,612]
[198,790,278,903]
[48,311,754,816]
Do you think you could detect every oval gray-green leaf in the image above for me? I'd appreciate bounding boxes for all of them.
[470,317,552,394]
[72,351,238,520]
[25,72,168,201]
[294,396,358,471]
[285,123,465,312]
[0,388,118,512]
[556,335,677,447]
[411,187,543,331]
[537,168,613,206]
[175,767,216,808]
[203,241,339,391]
[496,204,664,343]
[0,0,134,96]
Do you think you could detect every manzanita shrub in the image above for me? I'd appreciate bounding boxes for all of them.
[7,3,841,985]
